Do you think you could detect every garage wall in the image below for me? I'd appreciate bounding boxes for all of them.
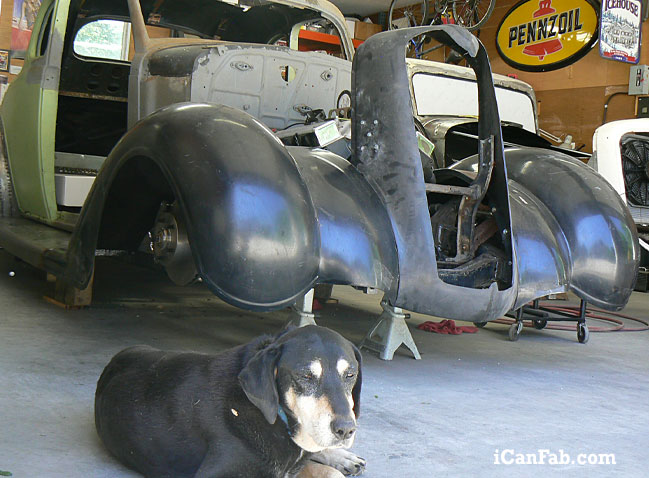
[0,0,21,82]
[478,0,648,152]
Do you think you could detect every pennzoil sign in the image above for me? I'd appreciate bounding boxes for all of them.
[496,0,600,72]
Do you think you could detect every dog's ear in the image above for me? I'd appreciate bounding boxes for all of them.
[238,344,282,424]
[351,343,362,418]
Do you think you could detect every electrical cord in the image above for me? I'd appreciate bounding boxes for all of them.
[602,92,628,125]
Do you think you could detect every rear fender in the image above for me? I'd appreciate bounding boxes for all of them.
[64,103,320,310]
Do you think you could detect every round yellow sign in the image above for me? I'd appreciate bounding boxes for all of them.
[496,0,599,71]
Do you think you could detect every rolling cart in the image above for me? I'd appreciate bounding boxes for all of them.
[477,299,591,343]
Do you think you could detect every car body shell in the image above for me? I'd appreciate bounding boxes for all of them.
[0,0,640,321]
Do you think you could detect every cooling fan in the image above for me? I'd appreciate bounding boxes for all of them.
[621,134,649,207]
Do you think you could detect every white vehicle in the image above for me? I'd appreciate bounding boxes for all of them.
[592,119,649,267]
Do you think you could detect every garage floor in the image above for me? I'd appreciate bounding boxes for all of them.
[0,250,647,478]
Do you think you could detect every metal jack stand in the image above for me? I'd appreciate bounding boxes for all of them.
[360,298,421,361]
[288,288,317,327]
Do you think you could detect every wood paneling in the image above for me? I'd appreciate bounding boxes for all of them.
[536,86,634,151]
[478,0,645,152]
[1,0,20,81]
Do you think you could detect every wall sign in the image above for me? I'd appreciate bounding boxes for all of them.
[0,50,9,72]
[11,0,42,56]
[599,0,642,64]
[496,0,600,72]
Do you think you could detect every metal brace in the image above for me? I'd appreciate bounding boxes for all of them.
[288,288,317,327]
[359,298,421,361]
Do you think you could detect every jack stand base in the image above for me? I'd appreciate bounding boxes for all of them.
[288,288,317,327]
[360,299,421,361]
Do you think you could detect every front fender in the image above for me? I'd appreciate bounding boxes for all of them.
[506,148,639,309]
[65,103,321,310]
[455,147,640,310]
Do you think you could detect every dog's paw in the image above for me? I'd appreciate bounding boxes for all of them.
[299,462,346,478]
[336,450,366,477]
[310,449,366,476]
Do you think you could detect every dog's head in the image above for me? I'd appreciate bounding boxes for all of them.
[238,325,362,452]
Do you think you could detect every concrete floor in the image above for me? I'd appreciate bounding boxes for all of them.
[0,250,648,478]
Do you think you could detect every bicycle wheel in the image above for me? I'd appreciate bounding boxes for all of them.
[452,0,495,31]
[388,0,430,29]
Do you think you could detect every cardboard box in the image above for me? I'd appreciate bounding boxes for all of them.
[354,22,382,41]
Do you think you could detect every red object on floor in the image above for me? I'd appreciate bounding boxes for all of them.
[312,298,323,311]
[417,319,479,335]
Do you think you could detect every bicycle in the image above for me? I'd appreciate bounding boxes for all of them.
[388,0,495,58]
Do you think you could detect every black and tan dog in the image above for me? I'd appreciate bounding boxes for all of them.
[95,325,366,478]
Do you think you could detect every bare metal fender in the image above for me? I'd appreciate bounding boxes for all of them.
[287,147,398,292]
[505,148,640,310]
[454,147,640,310]
[64,103,321,310]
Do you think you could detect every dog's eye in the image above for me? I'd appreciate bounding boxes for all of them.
[303,372,315,381]
[346,372,356,379]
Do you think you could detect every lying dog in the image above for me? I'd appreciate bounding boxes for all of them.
[95,325,366,478]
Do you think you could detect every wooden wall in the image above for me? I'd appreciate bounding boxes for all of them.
[477,0,647,152]
[1,0,22,82]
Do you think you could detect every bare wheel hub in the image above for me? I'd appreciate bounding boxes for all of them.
[152,223,177,258]
[150,202,197,285]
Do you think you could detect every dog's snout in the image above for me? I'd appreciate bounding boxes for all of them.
[331,418,356,441]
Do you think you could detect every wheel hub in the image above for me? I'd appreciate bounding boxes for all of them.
[150,202,197,285]
[152,223,177,259]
